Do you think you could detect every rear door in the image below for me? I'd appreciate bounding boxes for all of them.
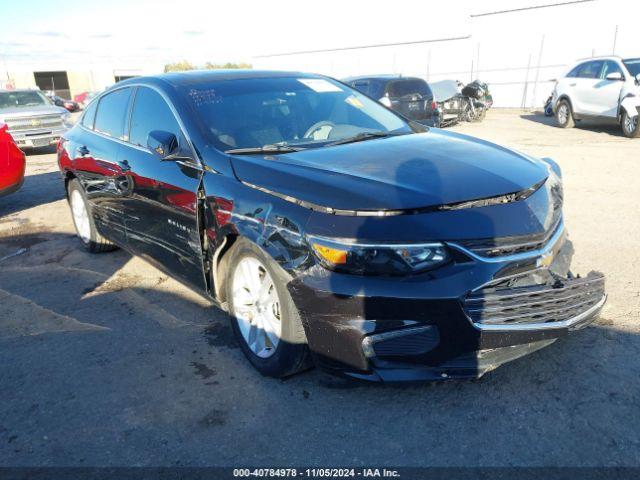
[69,87,133,245]
[116,86,206,290]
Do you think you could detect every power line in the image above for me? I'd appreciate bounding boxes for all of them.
[471,0,596,18]
[254,35,471,58]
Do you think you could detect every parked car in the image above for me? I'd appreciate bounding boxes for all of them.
[48,94,81,112]
[552,56,640,137]
[73,91,99,108]
[58,71,606,382]
[0,89,73,149]
[344,75,440,126]
[0,122,26,197]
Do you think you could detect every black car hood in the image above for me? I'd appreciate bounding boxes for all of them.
[230,129,549,212]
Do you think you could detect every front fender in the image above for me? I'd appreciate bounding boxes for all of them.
[620,95,640,119]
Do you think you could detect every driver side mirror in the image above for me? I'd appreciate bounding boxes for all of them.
[147,130,179,160]
[606,72,623,81]
[636,73,640,85]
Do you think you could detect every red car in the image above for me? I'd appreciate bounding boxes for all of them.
[0,122,26,197]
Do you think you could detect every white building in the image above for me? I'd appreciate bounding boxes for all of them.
[253,0,639,108]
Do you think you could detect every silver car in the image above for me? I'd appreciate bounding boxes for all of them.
[0,89,73,148]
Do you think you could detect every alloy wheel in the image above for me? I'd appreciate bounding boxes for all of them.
[231,257,282,358]
[624,113,637,134]
[70,189,91,243]
[558,104,568,125]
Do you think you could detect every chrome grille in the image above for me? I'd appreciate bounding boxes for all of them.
[5,115,64,132]
[463,272,605,326]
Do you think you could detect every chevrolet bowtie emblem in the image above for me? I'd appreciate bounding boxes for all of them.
[537,251,554,268]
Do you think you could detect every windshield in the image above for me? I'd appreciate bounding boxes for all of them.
[0,91,51,109]
[623,59,640,77]
[183,76,412,151]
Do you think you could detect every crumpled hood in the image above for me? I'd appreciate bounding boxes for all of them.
[0,105,67,119]
[230,129,549,211]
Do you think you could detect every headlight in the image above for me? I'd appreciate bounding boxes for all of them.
[62,112,72,127]
[308,236,449,275]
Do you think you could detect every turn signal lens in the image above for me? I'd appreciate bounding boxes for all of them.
[312,243,348,264]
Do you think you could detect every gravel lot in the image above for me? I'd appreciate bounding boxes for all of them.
[1,111,639,468]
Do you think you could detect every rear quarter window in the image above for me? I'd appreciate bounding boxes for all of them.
[94,88,132,139]
[81,100,98,129]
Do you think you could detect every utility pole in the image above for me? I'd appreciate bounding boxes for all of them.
[521,54,532,110]
[532,35,545,111]
[612,25,619,55]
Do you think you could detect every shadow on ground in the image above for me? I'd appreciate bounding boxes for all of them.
[520,113,624,137]
[0,171,64,217]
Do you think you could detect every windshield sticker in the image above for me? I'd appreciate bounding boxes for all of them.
[189,88,222,106]
[297,78,343,93]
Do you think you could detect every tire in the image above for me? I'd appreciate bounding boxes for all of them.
[621,110,640,138]
[460,99,473,122]
[471,106,486,122]
[555,99,575,128]
[225,238,311,378]
[67,179,117,253]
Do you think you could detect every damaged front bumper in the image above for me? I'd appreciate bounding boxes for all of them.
[288,231,606,382]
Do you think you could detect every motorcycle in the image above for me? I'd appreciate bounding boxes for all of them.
[544,95,554,116]
[460,80,491,123]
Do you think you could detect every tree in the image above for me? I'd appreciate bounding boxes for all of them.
[204,62,252,70]
[163,60,195,73]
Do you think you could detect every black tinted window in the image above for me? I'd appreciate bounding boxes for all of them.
[577,61,604,79]
[81,100,98,129]
[387,79,433,98]
[94,88,132,139]
[567,64,582,77]
[129,87,181,148]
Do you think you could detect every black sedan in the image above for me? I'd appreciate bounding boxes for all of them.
[57,70,606,382]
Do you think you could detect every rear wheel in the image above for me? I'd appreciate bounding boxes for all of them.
[555,100,575,128]
[621,110,640,138]
[225,239,311,378]
[67,179,117,253]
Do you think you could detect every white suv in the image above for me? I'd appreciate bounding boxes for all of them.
[552,56,640,138]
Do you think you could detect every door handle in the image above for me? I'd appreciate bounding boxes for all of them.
[569,83,577,87]
[78,145,90,156]
[118,159,131,172]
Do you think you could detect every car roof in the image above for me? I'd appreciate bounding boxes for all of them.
[0,89,42,93]
[343,75,424,83]
[574,55,622,62]
[116,69,323,89]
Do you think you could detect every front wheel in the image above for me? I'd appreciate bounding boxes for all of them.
[225,239,311,378]
[67,179,117,253]
[621,110,640,138]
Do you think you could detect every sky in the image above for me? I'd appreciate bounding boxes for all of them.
[0,0,530,70]
[1,0,637,73]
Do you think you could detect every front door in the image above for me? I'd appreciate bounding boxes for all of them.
[592,60,625,117]
[116,86,206,291]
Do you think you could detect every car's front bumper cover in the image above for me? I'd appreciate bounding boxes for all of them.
[287,232,606,382]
